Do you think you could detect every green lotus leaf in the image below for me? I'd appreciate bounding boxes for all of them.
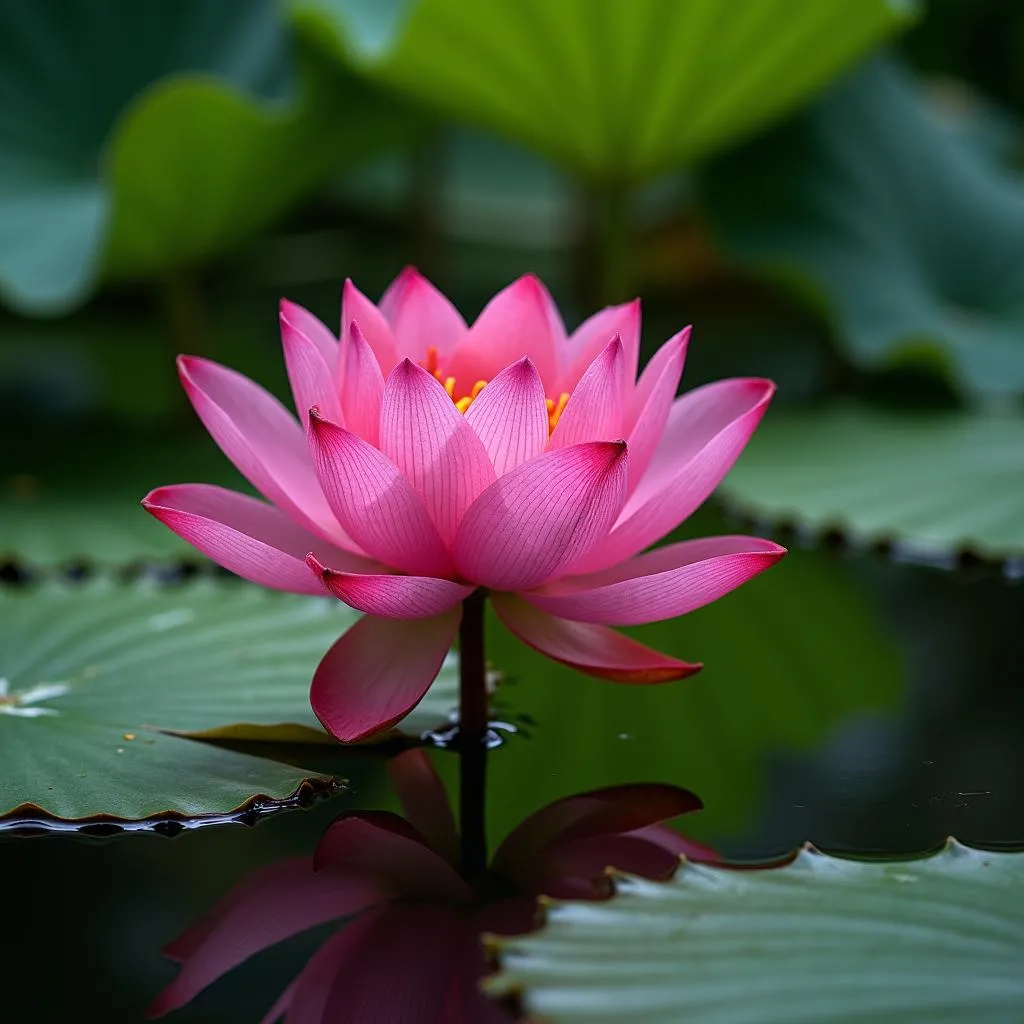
[720,404,1024,563]
[492,841,1024,1023]
[294,0,916,183]
[0,581,458,822]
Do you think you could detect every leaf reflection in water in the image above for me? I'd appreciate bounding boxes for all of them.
[148,749,716,1022]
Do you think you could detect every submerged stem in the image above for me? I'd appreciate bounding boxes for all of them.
[458,590,488,881]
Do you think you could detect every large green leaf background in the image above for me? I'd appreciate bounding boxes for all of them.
[493,841,1024,1023]
[295,0,917,182]
[701,56,1024,399]
[0,0,418,314]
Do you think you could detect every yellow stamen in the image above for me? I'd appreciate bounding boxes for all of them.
[548,392,570,431]
[419,353,570,432]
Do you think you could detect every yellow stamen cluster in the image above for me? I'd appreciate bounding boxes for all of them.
[420,346,569,432]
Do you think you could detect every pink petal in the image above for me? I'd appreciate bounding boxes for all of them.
[337,321,385,446]
[308,410,453,577]
[453,441,629,591]
[279,301,342,428]
[628,823,721,864]
[307,554,474,619]
[387,749,461,868]
[142,484,377,594]
[548,336,627,449]
[528,536,785,625]
[445,275,564,391]
[146,857,390,1018]
[277,299,338,369]
[310,609,461,742]
[315,812,471,901]
[624,328,690,490]
[320,903,474,1024]
[177,355,350,546]
[379,360,496,545]
[464,357,549,475]
[528,835,683,896]
[493,783,703,877]
[562,298,640,392]
[379,266,468,360]
[491,594,700,683]
[284,913,386,1024]
[573,377,776,573]
[342,278,399,373]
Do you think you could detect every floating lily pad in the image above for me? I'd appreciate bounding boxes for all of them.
[295,0,916,182]
[701,57,1024,399]
[484,532,902,849]
[492,841,1024,1023]
[719,405,1024,564]
[0,581,459,822]
[0,0,416,314]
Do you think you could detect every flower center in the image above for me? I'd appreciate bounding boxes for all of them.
[422,347,569,432]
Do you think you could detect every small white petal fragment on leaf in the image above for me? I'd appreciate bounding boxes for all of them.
[0,677,71,718]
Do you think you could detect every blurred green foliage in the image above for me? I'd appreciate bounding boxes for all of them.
[0,0,420,314]
[293,0,916,183]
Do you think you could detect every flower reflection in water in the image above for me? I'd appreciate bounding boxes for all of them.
[149,750,716,1023]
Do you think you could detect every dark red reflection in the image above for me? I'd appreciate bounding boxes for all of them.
[149,750,717,1022]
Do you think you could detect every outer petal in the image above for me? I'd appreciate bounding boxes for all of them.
[445,275,564,391]
[464,357,549,475]
[624,327,689,490]
[177,355,349,546]
[387,749,461,868]
[493,783,703,875]
[308,410,453,577]
[379,266,468,360]
[453,441,628,591]
[279,300,342,428]
[315,812,471,901]
[379,360,496,545]
[627,823,721,864]
[337,321,385,446]
[146,857,391,1018]
[277,299,338,369]
[561,298,640,392]
[491,594,700,683]
[307,553,474,619]
[310,609,461,742]
[573,378,776,573]
[528,836,683,897]
[142,484,377,594]
[548,336,627,449]
[528,536,786,625]
[342,277,399,372]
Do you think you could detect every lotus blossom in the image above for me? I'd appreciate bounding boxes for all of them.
[143,269,784,741]
[149,750,715,1023]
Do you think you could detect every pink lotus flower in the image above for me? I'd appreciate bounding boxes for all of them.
[143,269,783,741]
[149,750,715,1023]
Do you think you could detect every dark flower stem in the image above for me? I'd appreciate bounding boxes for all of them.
[458,590,489,881]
